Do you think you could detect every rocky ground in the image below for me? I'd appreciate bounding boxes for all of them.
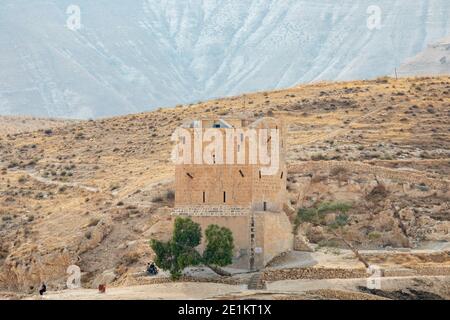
[0,76,448,298]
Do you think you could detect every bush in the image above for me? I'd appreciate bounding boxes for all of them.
[150,217,202,280]
[329,213,349,229]
[203,225,234,267]
[150,218,234,279]
[152,190,175,203]
[368,231,382,240]
[165,190,175,201]
[317,202,352,215]
[295,201,352,231]
[152,195,164,203]
[311,153,327,161]
[296,208,318,224]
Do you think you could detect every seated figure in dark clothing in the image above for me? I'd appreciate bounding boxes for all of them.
[39,283,47,296]
[146,262,158,276]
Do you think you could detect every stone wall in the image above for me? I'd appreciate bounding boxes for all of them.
[288,161,449,190]
[262,267,368,282]
[172,209,294,270]
[184,215,252,269]
[171,118,293,270]
[173,205,250,216]
[262,265,450,282]
[260,212,294,266]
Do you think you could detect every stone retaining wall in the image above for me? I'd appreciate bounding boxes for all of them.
[262,267,368,281]
[173,205,250,216]
[262,265,450,282]
[288,161,449,190]
[115,275,245,287]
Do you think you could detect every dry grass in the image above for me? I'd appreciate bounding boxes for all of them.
[0,76,448,292]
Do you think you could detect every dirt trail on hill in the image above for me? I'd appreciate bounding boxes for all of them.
[25,170,101,193]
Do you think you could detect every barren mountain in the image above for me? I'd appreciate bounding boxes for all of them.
[1,0,450,118]
[398,36,450,77]
[0,76,449,294]
[0,116,75,136]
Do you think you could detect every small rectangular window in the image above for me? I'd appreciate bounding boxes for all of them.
[223,191,226,203]
[263,202,267,211]
[280,171,284,179]
[259,170,261,179]
[203,191,205,203]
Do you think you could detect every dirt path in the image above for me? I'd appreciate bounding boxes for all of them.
[287,160,449,189]
[39,282,244,300]
[26,170,101,193]
[283,104,388,147]
[32,275,450,300]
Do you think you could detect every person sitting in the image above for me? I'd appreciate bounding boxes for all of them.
[146,262,158,276]
[39,283,47,296]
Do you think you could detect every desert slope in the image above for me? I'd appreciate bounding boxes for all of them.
[398,36,450,77]
[0,76,449,293]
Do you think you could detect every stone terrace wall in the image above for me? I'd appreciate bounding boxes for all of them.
[262,266,450,282]
[262,267,368,281]
[288,161,449,190]
[173,205,250,216]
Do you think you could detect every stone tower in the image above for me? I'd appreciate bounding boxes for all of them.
[172,117,293,270]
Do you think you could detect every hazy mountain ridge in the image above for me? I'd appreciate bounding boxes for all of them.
[1,0,450,118]
[398,35,450,77]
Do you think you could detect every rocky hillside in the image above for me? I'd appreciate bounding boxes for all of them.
[0,76,449,292]
[0,116,76,135]
[398,36,450,77]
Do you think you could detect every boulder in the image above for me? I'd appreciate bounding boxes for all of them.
[294,234,314,252]
[92,269,116,289]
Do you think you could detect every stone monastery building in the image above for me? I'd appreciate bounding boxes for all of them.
[173,117,293,270]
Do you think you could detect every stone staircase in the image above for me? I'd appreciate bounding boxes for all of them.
[247,272,266,290]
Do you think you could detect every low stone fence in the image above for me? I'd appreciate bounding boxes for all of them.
[261,265,450,282]
[288,161,449,190]
[261,267,368,282]
[115,274,245,287]
[173,205,250,217]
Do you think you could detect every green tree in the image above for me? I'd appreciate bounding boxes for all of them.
[203,224,234,268]
[151,219,235,279]
[150,217,202,280]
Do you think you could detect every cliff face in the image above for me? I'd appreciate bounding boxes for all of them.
[1,0,450,118]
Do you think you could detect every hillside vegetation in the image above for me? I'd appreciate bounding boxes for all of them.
[0,76,449,292]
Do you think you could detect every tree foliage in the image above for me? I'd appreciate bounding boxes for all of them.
[294,201,352,231]
[203,224,234,267]
[150,217,202,280]
[150,218,234,279]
